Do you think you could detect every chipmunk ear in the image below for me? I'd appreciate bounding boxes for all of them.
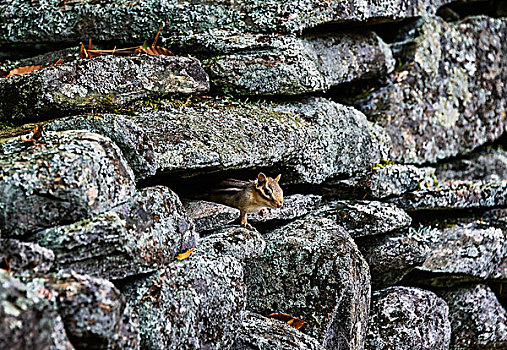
[275,174,281,182]
[257,172,267,184]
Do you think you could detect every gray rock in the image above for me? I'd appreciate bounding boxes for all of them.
[249,194,322,223]
[322,164,435,199]
[196,226,266,261]
[184,200,238,232]
[390,180,507,210]
[47,97,389,183]
[0,130,135,237]
[0,0,447,45]
[436,148,507,183]
[0,271,74,350]
[30,186,198,280]
[206,31,394,95]
[365,286,451,350]
[362,222,506,288]
[245,216,370,349]
[27,271,139,350]
[356,16,507,164]
[415,223,506,284]
[123,255,245,350]
[0,55,209,124]
[231,311,323,350]
[356,229,429,289]
[0,239,54,273]
[316,200,411,238]
[438,284,507,349]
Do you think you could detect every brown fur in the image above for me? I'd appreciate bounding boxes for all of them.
[208,173,283,228]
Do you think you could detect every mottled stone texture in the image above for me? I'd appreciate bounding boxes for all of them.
[30,186,198,280]
[195,226,266,261]
[245,217,370,349]
[28,272,139,350]
[248,194,322,224]
[366,287,451,350]
[356,229,429,289]
[123,255,245,350]
[0,55,209,124]
[316,200,411,237]
[390,180,507,210]
[356,16,507,164]
[0,0,447,45]
[47,97,389,183]
[322,164,434,199]
[0,130,135,237]
[184,200,239,232]
[231,311,323,350]
[439,285,507,349]
[0,239,54,273]
[0,271,74,350]
[207,31,393,95]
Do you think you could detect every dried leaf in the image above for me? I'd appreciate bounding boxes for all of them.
[152,23,163,47]
[4,58,62,78]
[139,46,173,56]
[266,313,305,330]
[20,124,44,144]
[175,247,195,260]
[0,257,11,273]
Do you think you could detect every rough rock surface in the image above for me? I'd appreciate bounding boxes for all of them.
[390,180,507,210]
[123,255,245,350]
[0,239,54,273]
[356,16,507,164]
[411,222,506,286]
[27,272,139,350]
[30,186,198,280]
[195,226,266,261]
[0,130,135,237]
[245,216,370,349]
[47,97,389,183]
[316,200,411,237]
[365,287,451,350]
[249,194,322,223]
[231,311,323,350]
[356,229,429,289]
[322,164,434,199]
[0,0,448,44]
[184,200,238,232]
[0,271,74,350]
[0,55,209,124]
[439,284,507,349]
[207,32,393,95]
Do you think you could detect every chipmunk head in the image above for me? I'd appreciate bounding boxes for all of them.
[255,173,283,208]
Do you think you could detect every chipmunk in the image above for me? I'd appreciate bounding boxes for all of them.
[208,173,283,229]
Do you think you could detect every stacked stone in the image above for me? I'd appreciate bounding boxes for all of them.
[1,0,506,349]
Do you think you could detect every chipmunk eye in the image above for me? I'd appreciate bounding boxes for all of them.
[264,188,272,196]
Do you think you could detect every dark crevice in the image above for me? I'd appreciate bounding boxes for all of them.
[437,0,506,22]
[407,207,503,227]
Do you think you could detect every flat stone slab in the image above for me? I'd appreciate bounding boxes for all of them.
[245,216,370,350]
[0,271,73,350]
[366,287,450,350]
[123,255,245,350]
[316,200,412,237]
[355,16,507,164]
[0,239,54,273]
[30,186,198,280]
[438,284,507,349]
[231,311,323,350]
[27,272,139,350]
[0,0,449,45]
[0,130,135,237]
[206,31,393,95]
[322,164,435,199]
[0,55,209,124]
[390,180,507,210]
[47,97,389,183]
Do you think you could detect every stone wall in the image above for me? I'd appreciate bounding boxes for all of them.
[0,1,506,349]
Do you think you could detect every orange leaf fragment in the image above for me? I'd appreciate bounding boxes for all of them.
[266,313,305,330]
[139,46,173,56]
[4,58,62,78]
[20,124,44,145]
[175,247,195,260]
